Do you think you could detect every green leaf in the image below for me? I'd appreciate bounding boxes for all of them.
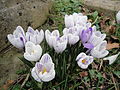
[12,84,21,90]
[92,11,98,19]
[18,56,34,68]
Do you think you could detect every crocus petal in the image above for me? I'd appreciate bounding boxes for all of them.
[41,65,55,82]
[40,53,52,64]
[13,26,25,36]
[65,15,74,28]
[77,61,88,69]
[76,52,87,61]
[36,29,44,44]
[51,30,60,37]
[54,41,67,53]
[31,67,41,82]
[103,52,120,64]
[7,34,25,49]
[53,35,67,53]
[45,30,60,48]
[83,43,94,49]
[68,34,79,45]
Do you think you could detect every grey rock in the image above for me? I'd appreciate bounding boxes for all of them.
[83,0,120,17]
[0,48,25,86]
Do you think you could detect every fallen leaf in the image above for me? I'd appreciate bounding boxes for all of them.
[80,71,88,77]
[1,80,14,90]
[111,35,119,40]
[105,25,116,34]
[106,43,120,50]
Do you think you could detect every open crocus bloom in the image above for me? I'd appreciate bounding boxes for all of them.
[88,31,106,47]
[53,35,67,53]
[31,53,55,82]
[63,27,79,45]
[76,52,93,69]
[90,41,109,58]
[103,52,120,65]
[26,26,44,45]
[24,41,42,61]
[45,30,60,48]
[7,26,26,49]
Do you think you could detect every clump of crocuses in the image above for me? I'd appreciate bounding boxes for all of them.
[7,12,118,85]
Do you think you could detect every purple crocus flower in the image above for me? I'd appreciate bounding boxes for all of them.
[80,27,94,49]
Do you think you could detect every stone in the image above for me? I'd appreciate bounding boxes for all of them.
[0,48,24,86]
[0,0,53,52]
[83,0,120,17]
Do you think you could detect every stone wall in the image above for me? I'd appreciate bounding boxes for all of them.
[0,0,53,52]
[83,0,120,17]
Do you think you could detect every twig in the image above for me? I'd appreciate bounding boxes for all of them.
[111,73,118,90]
[21,73,30,89]
[99,59,103,71]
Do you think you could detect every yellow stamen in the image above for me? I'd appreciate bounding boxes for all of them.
[82,59,86,64]
[42,68,47,74]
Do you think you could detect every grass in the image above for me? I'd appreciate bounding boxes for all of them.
[7,0,120,90]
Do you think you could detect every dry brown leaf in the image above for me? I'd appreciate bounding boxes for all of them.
[105,25,116,34]
[1,80,14,90]
[80,71,88,77]
[106,43,120,50]
[111,35,119,40]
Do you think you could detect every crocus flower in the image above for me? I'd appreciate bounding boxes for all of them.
[103,52,120,65]
[80,27,94,49]
[53,35,67,53]
[88,31,106,47]
[76,52,93,69]
[31,53,55,82]
[45,30,60,48]
[63,27,79,45]
[90,41,109,58]
[65,13,90,28]
[24,41,42,61]
[26,26,44,45]
[116,11,120,24]
[7,26,26,49]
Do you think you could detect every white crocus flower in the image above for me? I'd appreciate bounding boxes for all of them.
[103,52,120,65]
[26,26,44,45]
[65,13,91,28]
[24,41,42,61]
[63,27,79,45]
[88,31,106,47]
[90,41,109,58]
[31,53,55,82]
[53,35,67,53]
[116,11,120,24]
[76,52,93,69]
[7,26,26,49]
[45,30,60,48]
